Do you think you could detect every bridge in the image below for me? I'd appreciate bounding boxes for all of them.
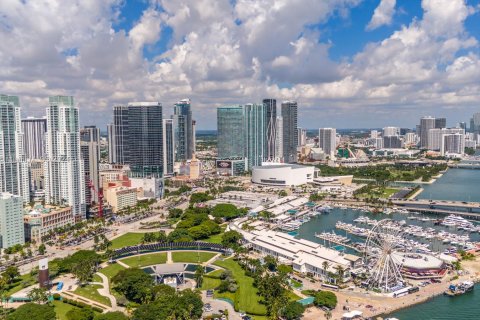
[391,199,480,220]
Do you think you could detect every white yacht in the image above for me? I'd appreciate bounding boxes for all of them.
[442,215,474,228]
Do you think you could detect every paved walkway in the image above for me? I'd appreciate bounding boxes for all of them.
[116,260,130,268]
[167,251,173,263]
[202,292,242,320]
[95,272,122,311]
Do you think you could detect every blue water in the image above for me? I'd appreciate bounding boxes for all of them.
[417,168,480,202]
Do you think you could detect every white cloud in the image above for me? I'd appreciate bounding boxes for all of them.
[0,0,479,128]
[366,0,396,31]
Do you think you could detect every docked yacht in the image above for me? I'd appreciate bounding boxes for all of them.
[442,215,474,228]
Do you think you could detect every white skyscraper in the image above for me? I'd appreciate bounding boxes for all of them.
[80,126,100,205]
[442,133,465,156]
[0,95,29,203]
[21,117,47,159]
[428,128,464,151]
[274,116,283,162]
[44,96,86,220]
[319,128,337,159]
[0,192,25,248]
[297,128,307,147]
[383,127,400,136]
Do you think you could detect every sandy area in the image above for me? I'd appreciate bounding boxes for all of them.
[302,258,480,320]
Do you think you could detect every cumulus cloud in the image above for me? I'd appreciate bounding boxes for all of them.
[366,0,396,31]
[0,0,479,128]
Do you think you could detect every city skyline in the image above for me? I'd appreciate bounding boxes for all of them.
[1,0,480,129]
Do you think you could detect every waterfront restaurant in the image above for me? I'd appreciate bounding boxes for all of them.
[394,252,447,279]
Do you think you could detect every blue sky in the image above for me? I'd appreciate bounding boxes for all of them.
[1,0,480,129]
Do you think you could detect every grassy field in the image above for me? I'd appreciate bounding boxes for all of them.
[120,253,167,267]
[206,269,224,277]
[110,232,145,249]
[214,258,267,316]
[172,251,217,263]
[203,233,223,244]
[54,301,80,320]
[201,276,221,290]
[92,274,102,283]
[98,263,126,281]
[5,273,36,295]
[357,186,400,199]
[74,284,111,306]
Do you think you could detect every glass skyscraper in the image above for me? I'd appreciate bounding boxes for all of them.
[173,99,193,161]
[281,101,298,163]
[245,103,266,169]
[263,98,277,161]
[217,106,245,159]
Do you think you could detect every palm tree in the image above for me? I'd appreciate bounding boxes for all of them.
[335,265,345,284]
[322,261,330,280]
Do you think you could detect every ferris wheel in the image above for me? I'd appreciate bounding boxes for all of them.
[364,219,405,292]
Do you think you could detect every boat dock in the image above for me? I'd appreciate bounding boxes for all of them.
[314,232,361,252]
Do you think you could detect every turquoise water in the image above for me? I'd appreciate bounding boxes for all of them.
[417,168,480,202]
[385,285,480,319]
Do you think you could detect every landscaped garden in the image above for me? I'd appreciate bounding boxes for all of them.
[74,284,111,306]
[172,251,217,263]
[120,252,167,267]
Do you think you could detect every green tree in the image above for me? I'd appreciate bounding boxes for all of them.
[257,273,289,319]
[7,303,55,320]
[194,265,205,288]
[281,301,305,320]
[27,287,49,304]
[221,230,242,249]
[189,192,213,204]
[38,243,46,255]
[314,291,337,310]
[187,225,211,240]
[95,312,129,320]
[2,266,20,284]
[72,259,97,284]
[264,255,277,272]
[211,204,240,220]
[112,268,154,303]
[66,307,94,320]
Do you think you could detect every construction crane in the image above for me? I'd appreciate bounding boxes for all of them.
[88,180,104,218]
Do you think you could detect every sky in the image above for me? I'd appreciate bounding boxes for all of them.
[1,0,480,130]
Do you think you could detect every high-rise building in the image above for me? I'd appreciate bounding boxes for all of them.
[419,116,436,149]
[281,101,298,163]
[319,128,337,158]
[263,98,277,161]
[217,106,246,159]
[458,122,467,131]
[428,128,464,151]
[163,119,174,176]
[111,103,163,174]
[275,117,283,161]
[0,192,25,248]
[245,103,266,169]
[404,132,417,145]
[112,105,128,164]
[370,130,379,139]
[442,133,465,156]
[473,113,480,133]
[435,118,447,129]
[383,136,403,149]
[44,96,86,220]
[297,128,307,147]
[383,127,400,137]
[173,99,193,161]
[21,117,47,159]
[107,123,115,163]
[0,95,29,202]
[80,126,100,205]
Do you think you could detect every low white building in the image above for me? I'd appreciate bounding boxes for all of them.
[252,164,318,186]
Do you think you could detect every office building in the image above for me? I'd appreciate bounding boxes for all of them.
[370,130,379,139]
[281,101,298,163]
[245,103,266,169]
[104,186,137,213]
[263,98,277,161]
[21,117,47,160]
[107,123,115,163]
[217,106,246,159]
[435,118,447,129]
[319,128,337,159]
[383,135,403,149]
[383,127,400,137]
[111,102,164,174]
[173,99,193,161]
[419,116,436,149]
[111,105,128,164]
[80,126,100,205]
[0,192,25,248]
[44,96,86,220]
[404,132,417,145]
[29,159,44,193]
[458,122,467,131]
[473,113,480,133]
[163,119,174,176]
[275,117,283,161]
[0,95,29,202]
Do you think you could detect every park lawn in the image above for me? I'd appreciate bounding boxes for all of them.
[383,188,400,198]
[203,233,223,244]
[92,274,102,283]
[74,284,111,306]
[214,258,267,316]
[172,251,217,263]
[201,277,221,290]
[99,263,126,281]
[120,253,167,267]
[6,273,36,295]
[54,300,80,320]
[206,269,224,278]
[110,232,145,249]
